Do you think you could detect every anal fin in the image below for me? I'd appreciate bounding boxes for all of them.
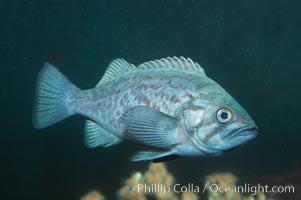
[84,120,121,148]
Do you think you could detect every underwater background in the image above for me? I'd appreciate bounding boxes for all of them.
[1,0,300,199]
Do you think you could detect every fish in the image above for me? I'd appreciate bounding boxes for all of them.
[33,56,258,162]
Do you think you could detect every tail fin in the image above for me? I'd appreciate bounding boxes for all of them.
[33,63,78,129]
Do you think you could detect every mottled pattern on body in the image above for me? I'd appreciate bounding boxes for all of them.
[72,69,211,136]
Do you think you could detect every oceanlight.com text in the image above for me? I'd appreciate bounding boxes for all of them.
[204,183,295,196]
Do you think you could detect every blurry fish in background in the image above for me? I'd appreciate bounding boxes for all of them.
[32,56,258,161]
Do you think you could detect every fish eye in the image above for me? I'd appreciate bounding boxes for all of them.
[216,108,232,123]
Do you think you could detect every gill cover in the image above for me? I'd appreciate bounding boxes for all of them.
[181,99,223,155]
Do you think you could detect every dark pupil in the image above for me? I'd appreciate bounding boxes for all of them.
[221,112,228,119]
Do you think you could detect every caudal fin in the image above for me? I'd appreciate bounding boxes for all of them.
[33,63,78,129]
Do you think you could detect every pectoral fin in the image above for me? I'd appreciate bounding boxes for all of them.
[120,106,180,148]
[130,150,175,162]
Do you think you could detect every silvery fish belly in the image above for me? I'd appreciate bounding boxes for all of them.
[33,56,258,162]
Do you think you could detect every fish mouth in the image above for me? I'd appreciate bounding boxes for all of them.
[218,126,258,152]
[222,126,258,141]
[191,125,258,155]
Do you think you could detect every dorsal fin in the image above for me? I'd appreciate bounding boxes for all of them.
[137,56,206,76]
[96,59,136,87]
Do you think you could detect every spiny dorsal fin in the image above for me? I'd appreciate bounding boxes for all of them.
[137,56,206,76]
[96,59,136,87]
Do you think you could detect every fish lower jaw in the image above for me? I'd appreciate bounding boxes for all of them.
[220,126,258,141]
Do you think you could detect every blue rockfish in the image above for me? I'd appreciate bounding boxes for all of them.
[33,57,258,161]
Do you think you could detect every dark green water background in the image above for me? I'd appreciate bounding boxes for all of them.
[1,0,300,199]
